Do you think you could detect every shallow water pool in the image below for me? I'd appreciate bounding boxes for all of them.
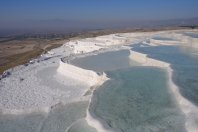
[0,101,88,132]
[71,50,131,72]
[90,67,186,132]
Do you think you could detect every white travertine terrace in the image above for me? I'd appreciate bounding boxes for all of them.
[0,29,198,132]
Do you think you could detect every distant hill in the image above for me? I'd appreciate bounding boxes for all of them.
[0,17,197,36]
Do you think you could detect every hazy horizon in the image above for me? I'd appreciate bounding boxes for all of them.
[1,0,198,36]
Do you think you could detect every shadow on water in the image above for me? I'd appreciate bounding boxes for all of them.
[132,44,198,106]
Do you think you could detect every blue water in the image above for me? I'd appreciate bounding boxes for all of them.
[71,50,131,72]
[90,67,186,132]
[132,45,198,106]
[183,33,198,38]
[152,36,174,41]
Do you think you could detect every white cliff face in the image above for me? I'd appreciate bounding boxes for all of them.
[57,60,108,87]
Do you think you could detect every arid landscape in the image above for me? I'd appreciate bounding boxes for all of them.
[0,35,67,73]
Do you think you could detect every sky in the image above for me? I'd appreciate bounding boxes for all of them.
[0,0,198,35]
